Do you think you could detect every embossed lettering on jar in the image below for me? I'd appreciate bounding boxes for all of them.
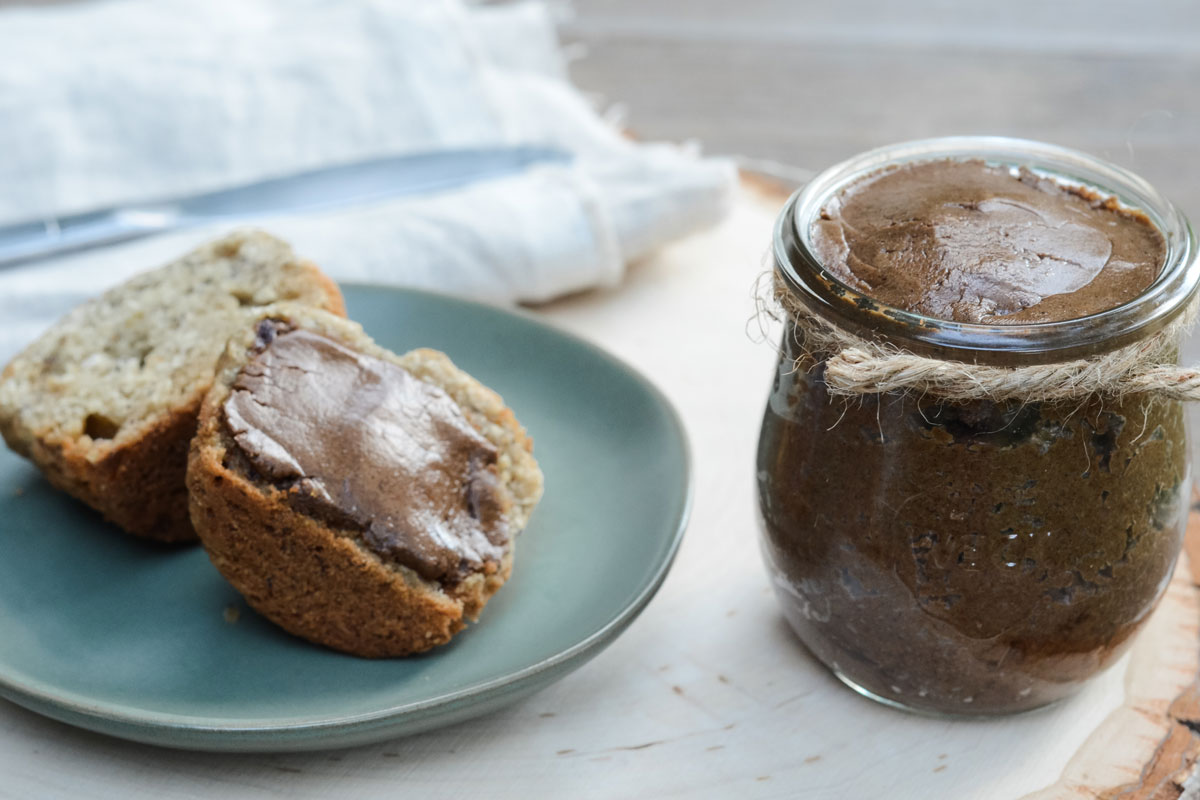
[757,138,1200,716]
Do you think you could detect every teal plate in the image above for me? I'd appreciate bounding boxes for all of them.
[0,285,691,752]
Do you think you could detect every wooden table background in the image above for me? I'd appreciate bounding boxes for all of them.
[562,0,1200,216]
[3,1,1200,798]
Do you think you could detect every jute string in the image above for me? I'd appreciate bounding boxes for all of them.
[768,274,1200,402]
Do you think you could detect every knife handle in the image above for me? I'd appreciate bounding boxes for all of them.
[0,206,178,269]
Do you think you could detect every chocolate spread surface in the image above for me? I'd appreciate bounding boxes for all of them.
[758,349,1187,713]
[809,159,1166,323]
[223,324,507,584]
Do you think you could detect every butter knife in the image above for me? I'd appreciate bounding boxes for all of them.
[0,145,572,268]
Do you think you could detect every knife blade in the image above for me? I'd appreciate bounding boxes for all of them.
[0,145,572,268]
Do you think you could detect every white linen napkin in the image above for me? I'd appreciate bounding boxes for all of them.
[0,0,735,360]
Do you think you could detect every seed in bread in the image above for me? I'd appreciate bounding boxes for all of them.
[0,231,345,542]
[186,306,543,657]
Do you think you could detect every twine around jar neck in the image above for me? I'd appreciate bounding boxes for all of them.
[770,273,1200,403]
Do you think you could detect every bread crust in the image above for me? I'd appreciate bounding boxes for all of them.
[0,231,345,542]
[34,403,201,543]
[186,306,542,657]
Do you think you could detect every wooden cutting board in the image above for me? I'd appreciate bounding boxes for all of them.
[1035,529,1200,799]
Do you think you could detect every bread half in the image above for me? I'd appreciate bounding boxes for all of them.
[0,231,345,542]
[186,305,543,657]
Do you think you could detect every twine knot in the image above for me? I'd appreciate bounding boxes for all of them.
[765,273,1200,402]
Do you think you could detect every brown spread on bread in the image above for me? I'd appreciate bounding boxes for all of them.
[222,321,508,584]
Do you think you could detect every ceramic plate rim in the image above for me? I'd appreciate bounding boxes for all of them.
[0,284,692,740]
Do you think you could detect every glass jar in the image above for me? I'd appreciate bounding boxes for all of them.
[757,137,1199,715]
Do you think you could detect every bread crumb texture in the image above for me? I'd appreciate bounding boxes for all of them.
[0,230,344,541]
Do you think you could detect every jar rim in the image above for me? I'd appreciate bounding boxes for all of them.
[773,136,1200,365]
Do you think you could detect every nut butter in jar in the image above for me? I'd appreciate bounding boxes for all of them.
[757,137,1200,715]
